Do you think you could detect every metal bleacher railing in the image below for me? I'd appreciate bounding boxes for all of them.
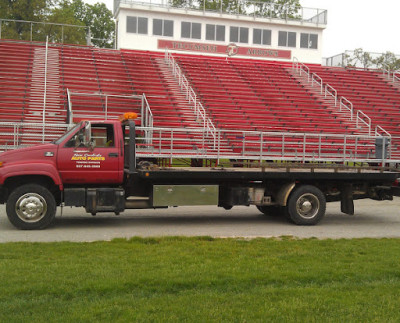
[0,19,115,48]
[164,50,217,148]
[133,126,392,164]
[324,51,400,68]
[67,90,154,144]
[0,19,91,45]
[67,91,153,124]
[392,70,400,84]
[1,121,391,164]
[292,57,388,137]
[0,122,72,151]
[114,0,327,25]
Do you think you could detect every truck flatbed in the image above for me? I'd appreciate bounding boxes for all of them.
[137,165,400,182]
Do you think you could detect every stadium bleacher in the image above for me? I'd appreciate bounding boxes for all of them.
[307,66,400,135]
[0,40,399,159]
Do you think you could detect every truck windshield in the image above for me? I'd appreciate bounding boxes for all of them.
[53,123,82,145]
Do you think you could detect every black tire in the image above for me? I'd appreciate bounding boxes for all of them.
[6,184,57,230]
[256,205,282,217]
[287,185,326,225]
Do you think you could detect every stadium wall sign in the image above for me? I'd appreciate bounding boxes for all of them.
[158,40,291,59]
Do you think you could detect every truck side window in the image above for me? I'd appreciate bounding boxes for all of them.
[91,124,115,148]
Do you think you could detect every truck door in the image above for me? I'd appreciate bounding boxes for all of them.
[57,123,123,184]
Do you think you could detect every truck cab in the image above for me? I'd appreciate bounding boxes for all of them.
[56,120,124,184]
[0,117,133,230]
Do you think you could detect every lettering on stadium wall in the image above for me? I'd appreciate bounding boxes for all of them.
[158,39,291,59]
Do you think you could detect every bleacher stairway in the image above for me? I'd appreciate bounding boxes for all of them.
[27,47,63,124]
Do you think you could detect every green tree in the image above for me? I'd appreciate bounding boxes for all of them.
[48,0,114,47]
[46,0,87,44]
[345,49,400,70]
[373,51,400,71]
[167,0,300,17]
[0,0,52,40]
[1,0,115,47]
[254,0,301,19]
[83,2,115,48]
[347,48,374,69]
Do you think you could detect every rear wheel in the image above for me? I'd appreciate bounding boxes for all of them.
[6,184,56,230]
[287,185,326,225]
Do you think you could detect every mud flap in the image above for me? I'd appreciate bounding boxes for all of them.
[341,185,354,215]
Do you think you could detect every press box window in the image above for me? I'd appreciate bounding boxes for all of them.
[253,28,271,45]
[300,33,318,49]
[181,22,201,39]
[153,19,174,37]
[230,26,249,43]
[278,31,296,47]
[126,16,148,34]
[206,24,225,41]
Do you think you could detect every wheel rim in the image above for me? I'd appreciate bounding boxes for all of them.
[15,193,47,223]
[295,193,320,219]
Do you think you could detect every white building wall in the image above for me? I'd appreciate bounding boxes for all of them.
[115,3,325,64]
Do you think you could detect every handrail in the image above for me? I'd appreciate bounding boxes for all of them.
[42,36,49,143]
[375,125,391,137]
[67,91,151,126]
[339,97,353,120]
[115,0,327,25]
[382,64,391,80]
[375,126,392,162]
[394,70,400,83]
[0,122,71,151]
[292,57,310,81]
[356,110,371,135]
[311,73,323,93]
[325,84,337,106]
[66,88,73,124]
[165,49,217,147]
[292,58,386,138]
[142,93,154,144]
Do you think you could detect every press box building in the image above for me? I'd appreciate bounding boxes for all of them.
[113,0,327,64]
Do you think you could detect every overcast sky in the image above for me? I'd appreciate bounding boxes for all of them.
[85,0,400,58]
[301,0,400,57]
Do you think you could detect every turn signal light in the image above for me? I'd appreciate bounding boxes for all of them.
[0,161,3,167]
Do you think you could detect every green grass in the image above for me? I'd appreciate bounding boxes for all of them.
[1,237,400,322]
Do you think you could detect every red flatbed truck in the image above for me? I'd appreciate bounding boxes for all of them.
[0,114,399,230]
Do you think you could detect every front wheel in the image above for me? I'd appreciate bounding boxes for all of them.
[287,185,326,225]
[6,184,57,230]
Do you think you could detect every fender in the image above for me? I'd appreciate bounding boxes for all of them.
[0,161,63,190]
[276,182,296,206]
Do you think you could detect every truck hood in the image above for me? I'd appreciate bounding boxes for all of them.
[0,144,58,165]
